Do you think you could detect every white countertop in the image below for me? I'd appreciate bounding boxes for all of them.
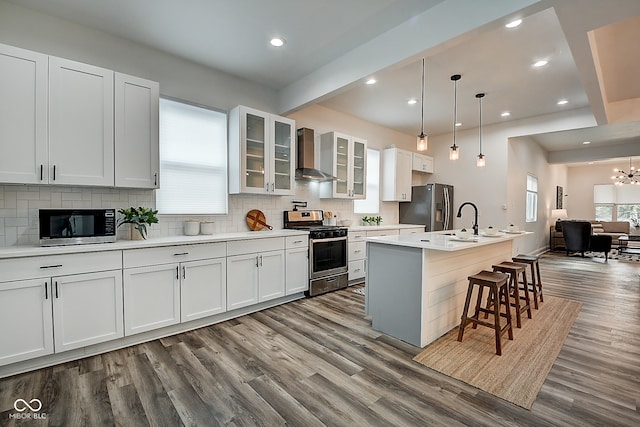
[0,229,309,259]
[366,230,532,251]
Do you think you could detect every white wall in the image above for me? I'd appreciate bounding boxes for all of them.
[567,163,623,219]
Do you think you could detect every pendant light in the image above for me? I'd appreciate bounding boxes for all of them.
[416,58,428,151]
[476,93,486,168]
[449,74,461,160]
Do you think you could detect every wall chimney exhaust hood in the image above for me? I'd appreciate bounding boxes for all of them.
[295,128,336,181]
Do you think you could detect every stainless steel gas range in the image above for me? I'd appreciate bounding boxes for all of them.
[283,210,348,296]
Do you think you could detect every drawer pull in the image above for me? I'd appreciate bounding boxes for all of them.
[44,282,48,300]
[354,250,361,253]
[176,266,179,280]
[40,264,62,269]
[40,164,44,181]
[182,266,186,279]
[173,252,189,256]
[293,240,303,244]
[54,281,59,299]
[354,268,361,272]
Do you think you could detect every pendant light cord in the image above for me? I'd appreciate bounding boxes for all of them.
[420,58,425,135]
[476,93,484,154]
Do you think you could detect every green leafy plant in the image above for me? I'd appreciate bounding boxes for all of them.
[374,216,383,226]
[362,216,373,225]
[117,206,159,239]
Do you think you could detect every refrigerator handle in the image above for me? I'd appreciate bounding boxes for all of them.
[443,188,450,230]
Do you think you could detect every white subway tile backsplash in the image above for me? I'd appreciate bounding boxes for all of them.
[0,180,398,247]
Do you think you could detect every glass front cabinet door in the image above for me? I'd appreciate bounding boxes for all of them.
[319,132,367,199]
[229,106,295,195]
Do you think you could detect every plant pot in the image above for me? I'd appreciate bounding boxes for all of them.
[130,224,145,240]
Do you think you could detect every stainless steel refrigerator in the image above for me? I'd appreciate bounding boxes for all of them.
[399,184,454,231]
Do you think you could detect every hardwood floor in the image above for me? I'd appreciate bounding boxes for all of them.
[1,252,639,426]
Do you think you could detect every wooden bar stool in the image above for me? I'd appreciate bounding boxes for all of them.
[512,254,544,309]
[491,261,532,328]
[457,270,513,355]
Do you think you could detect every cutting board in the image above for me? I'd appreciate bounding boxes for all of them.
[246,209,273,231]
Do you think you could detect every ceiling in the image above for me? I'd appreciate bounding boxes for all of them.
[7,0,640,164]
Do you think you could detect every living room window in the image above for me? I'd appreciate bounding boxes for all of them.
[595,205,614,221]
[526,174,538,222]
[156,97,228,215]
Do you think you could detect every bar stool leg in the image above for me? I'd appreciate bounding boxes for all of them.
[535,261,544,303]
[493,285,503,355]
[458,282,474,342]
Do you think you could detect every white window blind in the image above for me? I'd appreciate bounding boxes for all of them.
[354,149,380,214]
[156,98,228,214]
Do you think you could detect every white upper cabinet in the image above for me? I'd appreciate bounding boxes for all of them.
[228,106,295,195]
[319,132,367,199]
[49,57,114,186]
[412,152,434,173]
[0,43,48,184]
[382,147,412,201]
[114,73,159,188]
[0,43,160,188]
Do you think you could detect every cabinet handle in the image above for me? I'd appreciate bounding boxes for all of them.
[182,266,186,279]
[40,164,44,181]
[256,256,259,267]
[271,183,274,192]
[176,266,179,280]
[40,264,62,269]
[326,277,337,283]
[354,268,361,272]
[265,183,269,192]
[293,240,303,244]
[173,252,189,256]
[259,255,263,267]
[354,250,361,253]
[44,282,48,300]
[53,165,56,181]
[54,281,59,299]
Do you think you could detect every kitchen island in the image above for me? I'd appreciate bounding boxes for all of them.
[365,231,532,348]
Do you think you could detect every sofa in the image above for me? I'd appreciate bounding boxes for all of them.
[550,220,629,250]
[589,221,630,246]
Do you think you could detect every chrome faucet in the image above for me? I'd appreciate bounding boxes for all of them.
[457,202,479,236]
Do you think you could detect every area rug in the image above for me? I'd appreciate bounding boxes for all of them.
[413,295,582,409]
[584,248,640,262]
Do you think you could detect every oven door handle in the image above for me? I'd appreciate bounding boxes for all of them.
[309,237,347,244]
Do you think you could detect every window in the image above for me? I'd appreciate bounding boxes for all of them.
[617,204,640,224]
[525,174,537,222]
[595,205,613,221]
[156,98,228,214]
[354,149,380,214]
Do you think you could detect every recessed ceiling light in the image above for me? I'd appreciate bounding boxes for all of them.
[408,98,417,105]
[533,60,548,67]
[505,19,522,28]
[455,122,462,127]
[365,78,376,85]
[501,111,511,117]
[582,141,591,145]
[557,99,569,105]
[270,38,285,47]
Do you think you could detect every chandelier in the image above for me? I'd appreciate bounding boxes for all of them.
[612,157,639,185]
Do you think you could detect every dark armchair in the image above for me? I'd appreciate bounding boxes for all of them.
[561,220,612,261]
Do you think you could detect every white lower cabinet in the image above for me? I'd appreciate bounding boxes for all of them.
[285,235,308,295]
[52,270,124,352]
[123,264,180,336]
[0,251,123,366]
[0,279,54,366]
[123,242,227,335]
[181,258,226,322]
[227,237,285,311]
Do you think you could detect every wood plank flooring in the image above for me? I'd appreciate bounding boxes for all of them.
[1,252,639,426]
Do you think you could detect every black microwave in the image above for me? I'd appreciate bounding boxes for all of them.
[39,208,117,246]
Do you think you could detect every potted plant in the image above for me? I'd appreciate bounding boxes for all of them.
[118,206,159,240]
[374,216,383,226]
[361,216,373,226]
